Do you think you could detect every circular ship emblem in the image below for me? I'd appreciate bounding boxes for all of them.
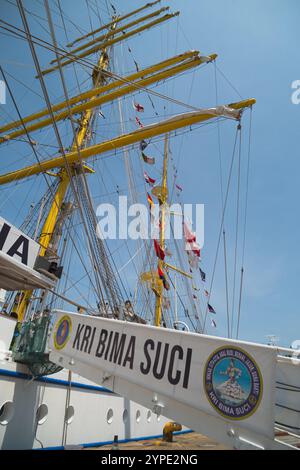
[204,347,263,420]
[54,315,72,350]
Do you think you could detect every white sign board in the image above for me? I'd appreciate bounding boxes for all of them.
[0,216,39,269]
[50,311,277,439]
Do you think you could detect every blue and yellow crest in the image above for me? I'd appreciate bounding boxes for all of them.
[203,346,263,420]
[54,315,72,350]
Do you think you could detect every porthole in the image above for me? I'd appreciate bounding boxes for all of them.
[136,410,141,423]
[107,408,114,424]
[122,409,128,423]
[0,401,14,425]
[36,404,48,425]
[147,410,152,423]
[65,405,75,424]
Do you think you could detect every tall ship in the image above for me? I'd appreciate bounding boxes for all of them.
[0,1,299,451]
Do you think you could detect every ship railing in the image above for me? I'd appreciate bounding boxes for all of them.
[11,314,63,377]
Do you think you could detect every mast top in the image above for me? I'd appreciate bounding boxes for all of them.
[67,1,162,47]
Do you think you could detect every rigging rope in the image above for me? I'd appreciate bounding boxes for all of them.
[0,19,218,116]
[45,2,130,314]
[202,125,240,333]
[17,0,113,314]
[230,124,242,338]
[236,108,253,339]
[223,230,230,338]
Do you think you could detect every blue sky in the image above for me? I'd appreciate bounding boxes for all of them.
[0,0,300,347]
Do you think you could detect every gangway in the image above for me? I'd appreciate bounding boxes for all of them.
[49,310,300,450]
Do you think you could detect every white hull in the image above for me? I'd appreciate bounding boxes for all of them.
[0,312,183,450]
[0,359,170,450]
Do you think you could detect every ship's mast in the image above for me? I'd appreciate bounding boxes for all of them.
[154,134,169,327]
[0,3,256,323]
[16,23,116,321]
[14,2,180,321]
[153,135,195,328]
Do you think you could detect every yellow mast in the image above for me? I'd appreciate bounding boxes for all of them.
[16,30,114,321]
[2,3,256,323]
[14,3,183,321]
[154,134,169,327]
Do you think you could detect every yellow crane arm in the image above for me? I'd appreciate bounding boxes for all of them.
[0,99,255,186]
